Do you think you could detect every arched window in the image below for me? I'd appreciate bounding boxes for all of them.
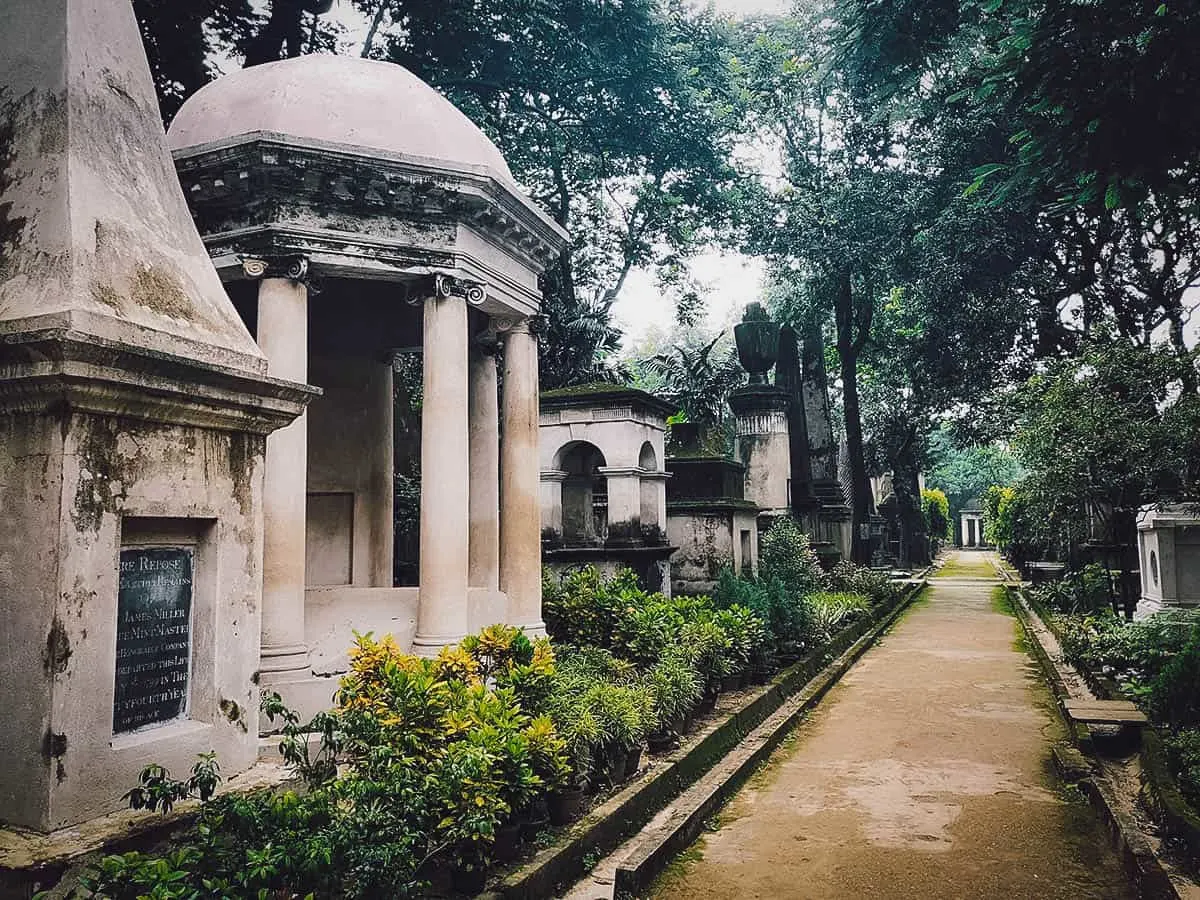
[638,441,660,537]
[556,441,608,546]
[638,441,657,472]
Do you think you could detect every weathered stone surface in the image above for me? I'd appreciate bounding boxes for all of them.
[0,0,311,833]
[0,0,265,373]
[168,55,515,181]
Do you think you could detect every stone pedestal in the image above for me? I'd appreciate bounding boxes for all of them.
[729,385,792,519]
[0,0,311,831]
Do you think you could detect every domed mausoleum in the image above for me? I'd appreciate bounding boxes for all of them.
[170,55,568,718]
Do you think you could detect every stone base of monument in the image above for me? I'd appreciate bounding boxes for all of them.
[0,761,291,897]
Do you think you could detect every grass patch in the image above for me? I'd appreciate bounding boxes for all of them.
[644,841,707,896]
[934,554,996,579]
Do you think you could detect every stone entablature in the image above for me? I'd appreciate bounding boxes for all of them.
[172,135,562,317]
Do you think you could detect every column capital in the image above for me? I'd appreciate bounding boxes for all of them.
[473,326,502,358]
[496,314,547,336]
[241,254,310,282]
[406,273,487,306]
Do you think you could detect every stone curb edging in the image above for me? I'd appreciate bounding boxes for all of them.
[995,556,1200,867]
[482,580,926,900]
[1003,579,1181,900]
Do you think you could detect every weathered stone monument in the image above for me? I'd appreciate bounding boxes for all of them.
[1138,503,1200,611]
[167,54,568,714]
[539,385,676,593]
[959,499,986,548]
[665,422,760,594]
[0,0,311,830]
[726,303,851,564]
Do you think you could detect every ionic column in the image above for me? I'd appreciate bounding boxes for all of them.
[469,330,501,591]
[251,257,310,677]
[413,277,474,655]
[499,319,545,635]
[371,355,395,587]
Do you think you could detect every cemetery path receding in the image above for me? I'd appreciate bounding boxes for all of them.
[651,551,1135,900]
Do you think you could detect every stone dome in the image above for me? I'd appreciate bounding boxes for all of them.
[168,55,513,180]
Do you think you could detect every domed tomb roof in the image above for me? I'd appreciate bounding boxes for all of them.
[168,55,514,181]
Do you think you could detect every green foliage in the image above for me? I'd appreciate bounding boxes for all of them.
[73,626,571,898]
[1054,609,1198,698]
[981,485,1016,550]
[1031,565,1113,616]
[808,592,871,643]
[644,653,704,731]
[714,567,815,660]
[824,561,899,605]
[759,518,825,598]
[921,487,951,543]
[1163,729,1200,809]
[1008,340,1200,555]
[638,333,744,429]
[1151,633,1200,730]
[926,433,1023,523]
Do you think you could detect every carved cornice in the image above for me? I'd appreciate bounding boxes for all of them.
[0,330,317,435]
[173,136,567,272]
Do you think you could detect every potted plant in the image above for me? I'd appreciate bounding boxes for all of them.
[645,654,703,752]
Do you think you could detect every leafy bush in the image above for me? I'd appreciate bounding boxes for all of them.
[824,561,898,604]
[714,567,814,658]
[808,592,871,643]
[644,652,704,731]
[921,488,951,545]
[72,627,571,899]
[1163,729,1200,809]
[1032,564,1113,615]
[1151,631,1200,729]
[759,517,824,596]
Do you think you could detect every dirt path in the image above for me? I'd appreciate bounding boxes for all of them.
[652,551,1135,900]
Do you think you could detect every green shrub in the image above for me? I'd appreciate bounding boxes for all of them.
[1151,631,1200,729]
[73,627,573,898]
[808,592,871,643]
[824,561,898,604]
[1163,729,1200,808]
[643,652,704,731]
[713,605,769,675]
[714,568,814,658]
[1032,564,1113,615]
[759,517,824,596]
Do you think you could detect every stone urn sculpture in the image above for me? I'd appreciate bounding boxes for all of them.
[733,302,780,384]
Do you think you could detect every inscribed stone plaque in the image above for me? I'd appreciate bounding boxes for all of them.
[113,547,193,733]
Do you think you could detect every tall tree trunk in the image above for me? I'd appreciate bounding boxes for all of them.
[835,268,872,564]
